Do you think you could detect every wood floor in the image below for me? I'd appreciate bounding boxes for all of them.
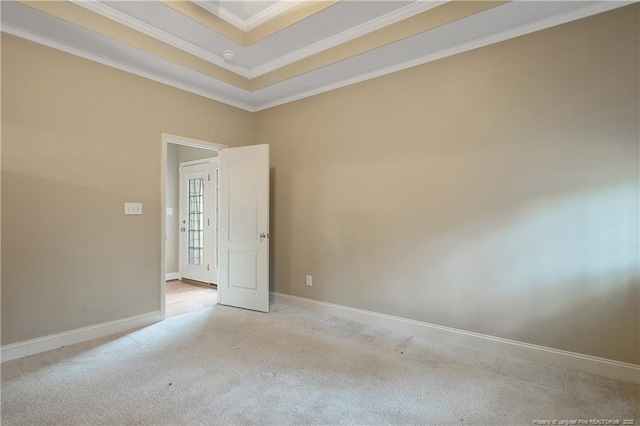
[166,279,217,318]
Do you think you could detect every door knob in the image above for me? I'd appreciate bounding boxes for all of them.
[259,233,270,240]
[180,227,186,232]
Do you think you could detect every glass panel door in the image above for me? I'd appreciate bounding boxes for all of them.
[179,161,213,284]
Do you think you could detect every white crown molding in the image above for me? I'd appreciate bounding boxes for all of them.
[253,1,631,111]
[71,0,252,79]
[243,0,304,31]
[5,1,631,113]
[193,0,246,30]
[72,0,445,79]
[1,25,255,112]
[0,311,162,362]
[249,0,447,78]
[272,292,640,384]
[193,0,304,32]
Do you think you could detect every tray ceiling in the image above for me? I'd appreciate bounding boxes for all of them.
[197,1,281,22]
[1,0,633,111]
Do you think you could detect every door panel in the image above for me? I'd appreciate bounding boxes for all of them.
[219,144,269,312]
[228,251,258,290]
[229,158,258,242]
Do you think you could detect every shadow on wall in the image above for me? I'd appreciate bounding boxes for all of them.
[287,160,639,363]
[269,166,291,293]
[1,170,160,345]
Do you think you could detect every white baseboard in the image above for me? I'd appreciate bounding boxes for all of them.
[1,311,162,363]
[272,292,640,384]
[165,272,180,281]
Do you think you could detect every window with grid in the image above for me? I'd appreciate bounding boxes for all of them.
[188,178,205,265]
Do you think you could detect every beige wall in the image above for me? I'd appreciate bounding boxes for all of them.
[1,34,253,345]
[255,6,640,364]
[178,145,218,163]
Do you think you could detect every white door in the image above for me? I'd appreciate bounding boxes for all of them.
[218,144,270,312]
[179,160,219,284]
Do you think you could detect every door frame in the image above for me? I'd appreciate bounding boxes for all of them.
[161,133,227,320]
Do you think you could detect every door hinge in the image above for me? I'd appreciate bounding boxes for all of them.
[207,264,210,271]
[208,218,210,226]
[208,173,210,181]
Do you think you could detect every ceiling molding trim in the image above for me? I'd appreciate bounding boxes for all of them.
[1,25,255,112]
[5,1,629,113]
[249,0,447,78]
[160,0,338,47]
[250,0,506,91]
[16,0,251,90]
[253,1,630,111]
[244,0,305,31]
[193,1,247,30]
[72,0,252,78]
[244,1,340,46]
[194,0,305,32]
[159,0,246,45]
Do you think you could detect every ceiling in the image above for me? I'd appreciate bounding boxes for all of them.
[1,0,634,111]
[197,1,280,21]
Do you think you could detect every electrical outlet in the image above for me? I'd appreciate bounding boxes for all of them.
[306,275,312,287]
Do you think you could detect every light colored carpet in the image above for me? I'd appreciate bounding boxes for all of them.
[1,302,638,425]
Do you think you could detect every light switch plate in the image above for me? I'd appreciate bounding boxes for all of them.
[124,202,142,215]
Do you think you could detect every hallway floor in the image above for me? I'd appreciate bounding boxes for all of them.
[166,279,217,318]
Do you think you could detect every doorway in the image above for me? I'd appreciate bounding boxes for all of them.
[161,134,271,319]
[162,135,225,318]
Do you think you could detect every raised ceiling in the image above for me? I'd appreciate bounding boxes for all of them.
[197,1,281,22]
[1,0,633,111]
